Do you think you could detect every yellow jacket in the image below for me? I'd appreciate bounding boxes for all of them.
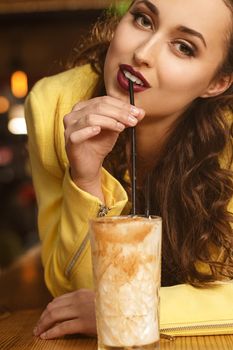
[25,64,233,336]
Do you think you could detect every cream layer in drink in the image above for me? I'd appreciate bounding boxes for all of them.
[90,216,162,348]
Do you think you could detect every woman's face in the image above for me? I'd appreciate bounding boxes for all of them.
[104,0,231,121]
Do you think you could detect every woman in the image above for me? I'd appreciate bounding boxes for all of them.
[25,0,233,340]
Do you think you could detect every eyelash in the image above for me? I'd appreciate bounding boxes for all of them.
[171,41,196,57]
[130,10,197,58]
[130,10,153,30]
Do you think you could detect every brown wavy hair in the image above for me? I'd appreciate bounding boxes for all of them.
[70,1,233,287]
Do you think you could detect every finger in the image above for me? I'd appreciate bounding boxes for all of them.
[51,291,79,302]
[43,291,79,308]
[67,115,126,136]
[35,292,78,332]
[64,107,130,130]
[63,110,82,128]
[74,102,143,127]
[50,290,91,303]
[34,305,79,336]
[37,300,70,326]
[65,126,101,146]
[39,290,94,324]
[64,97,145,130]
[83,113,136,129]
[72,96,142,114]
[68,127,120,148]
[39,318,96,340]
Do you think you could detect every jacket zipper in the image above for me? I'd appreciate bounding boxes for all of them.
[65,232,90,277]
[65,205,111,277]
[161,322,233,334]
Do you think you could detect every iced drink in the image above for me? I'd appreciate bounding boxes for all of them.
[89,216,162,350]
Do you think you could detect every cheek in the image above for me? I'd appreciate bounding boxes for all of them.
[106,41,126,63]
[106,22,137,63]
[104,25,136,93]
[160,59,211,96]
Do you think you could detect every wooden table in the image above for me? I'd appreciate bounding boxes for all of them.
[1,246,233,350]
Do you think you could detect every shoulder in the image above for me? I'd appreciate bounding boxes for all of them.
[25,64,99,172]
[30,64,99,108]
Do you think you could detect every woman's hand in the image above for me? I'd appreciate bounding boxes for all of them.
[33,289,96,339]
[64,96,145,200]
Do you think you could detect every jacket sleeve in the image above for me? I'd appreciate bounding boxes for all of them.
[25,85,128,297]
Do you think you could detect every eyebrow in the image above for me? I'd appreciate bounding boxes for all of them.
[178,26,207,48]
[134,0,159,15]
[133,1,207,48]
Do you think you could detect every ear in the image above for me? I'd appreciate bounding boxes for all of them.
[201,73,233,98]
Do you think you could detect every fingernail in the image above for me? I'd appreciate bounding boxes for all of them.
[40,332,47,339]
[92,126,101,134]
[130,106,140,116]
[33,327,38,336]
[117,122,125,131]
[128,115,137,126]
[140,108,145,116]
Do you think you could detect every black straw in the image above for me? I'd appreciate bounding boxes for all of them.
[128,80,137,215]
[145,173,151,218]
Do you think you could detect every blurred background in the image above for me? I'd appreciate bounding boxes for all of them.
[0,0,124,267]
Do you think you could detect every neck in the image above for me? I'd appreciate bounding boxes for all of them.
[125,112,183,189]
[135,113,180,170]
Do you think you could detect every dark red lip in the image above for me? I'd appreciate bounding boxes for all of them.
[119,64,151,89]
[117,69,149,93]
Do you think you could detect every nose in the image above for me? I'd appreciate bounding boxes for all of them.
[133,36,160,68]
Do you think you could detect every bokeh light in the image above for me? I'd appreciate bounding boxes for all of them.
[0,96,10,114]
[11,71,28,99]
[8,104,27,135]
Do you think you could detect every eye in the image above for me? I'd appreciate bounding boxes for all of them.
[172,41,196,57]
[131,11,153,30]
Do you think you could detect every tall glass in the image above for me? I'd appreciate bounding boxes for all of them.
[89,216,162,350]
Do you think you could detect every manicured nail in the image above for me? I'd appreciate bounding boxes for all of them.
[130,106,140,116]
[117,122,125,131]
[128,115,137,126]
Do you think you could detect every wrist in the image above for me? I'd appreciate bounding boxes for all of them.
[70,169,105,203]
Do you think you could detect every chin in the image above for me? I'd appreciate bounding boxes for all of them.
[107,86,128,102]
